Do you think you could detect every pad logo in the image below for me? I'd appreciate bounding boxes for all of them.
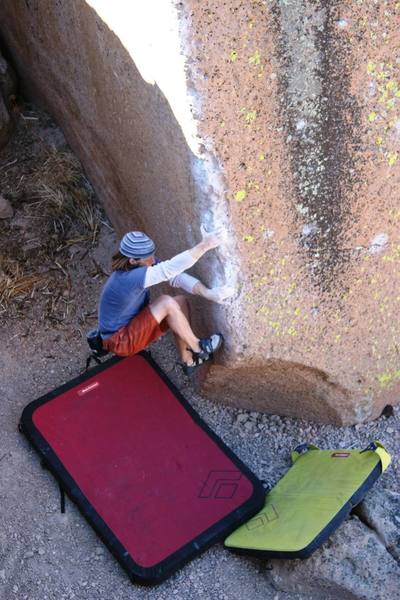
[77,381,100,396]
[199,470,242,499]
[245,504,279,531]
[331,452,350,458]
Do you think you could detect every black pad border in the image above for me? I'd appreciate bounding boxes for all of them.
[20,352,265,585]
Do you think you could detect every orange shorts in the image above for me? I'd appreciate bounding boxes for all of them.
[102,305,169,357]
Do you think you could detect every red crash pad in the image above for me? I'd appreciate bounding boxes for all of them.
[20,353,264,584]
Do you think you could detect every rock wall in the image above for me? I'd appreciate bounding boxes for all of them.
[186,0,400,424]
[0,49,16,148]
[1,0,399,424]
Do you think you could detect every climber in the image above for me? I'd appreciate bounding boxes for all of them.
[95,227,234,374]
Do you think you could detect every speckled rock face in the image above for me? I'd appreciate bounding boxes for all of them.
[1,0,399,424]
[183,0,400,424]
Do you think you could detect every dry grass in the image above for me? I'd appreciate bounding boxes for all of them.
[0,113,104,316]
[24,149,101,246]
[29,184,99,226]
[0,255,46,309]
[70,189,100,235]
[30,149,81,189]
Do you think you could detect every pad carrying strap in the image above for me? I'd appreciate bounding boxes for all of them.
[360,440,391,472]
[291,443,320,464]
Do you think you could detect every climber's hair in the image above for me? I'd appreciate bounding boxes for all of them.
[111,251,141,271]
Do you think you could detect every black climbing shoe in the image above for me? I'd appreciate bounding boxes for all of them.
[197,333,224,359]
[179,355,207,376]
[180,333,224,376]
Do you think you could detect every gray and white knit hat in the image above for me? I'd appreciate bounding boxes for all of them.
[119,231,156,258]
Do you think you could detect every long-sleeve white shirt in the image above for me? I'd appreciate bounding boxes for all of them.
[144,250,199,293]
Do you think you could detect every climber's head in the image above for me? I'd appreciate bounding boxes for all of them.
[112,231,156,271]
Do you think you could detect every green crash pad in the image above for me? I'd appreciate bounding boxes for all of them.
[224,441,391,559]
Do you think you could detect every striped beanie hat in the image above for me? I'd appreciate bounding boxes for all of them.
[119,231,156,259]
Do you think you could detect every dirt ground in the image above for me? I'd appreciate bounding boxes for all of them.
[0,106,399,600]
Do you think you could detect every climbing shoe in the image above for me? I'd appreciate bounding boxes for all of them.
[179,355,207,376]
[181,333,224,376]
[198,333,224,359]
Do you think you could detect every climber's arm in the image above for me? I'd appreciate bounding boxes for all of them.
[169,273,234,304]
[143,228,225,288]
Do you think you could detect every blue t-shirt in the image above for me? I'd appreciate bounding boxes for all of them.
[98,267,150,339]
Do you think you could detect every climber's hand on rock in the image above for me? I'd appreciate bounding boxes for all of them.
[200,224,227,250]
[206,285,235,304]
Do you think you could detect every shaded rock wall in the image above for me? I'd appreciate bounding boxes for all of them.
[0,50,16,148]
[1,0,399,424]
[0,0,202,259]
